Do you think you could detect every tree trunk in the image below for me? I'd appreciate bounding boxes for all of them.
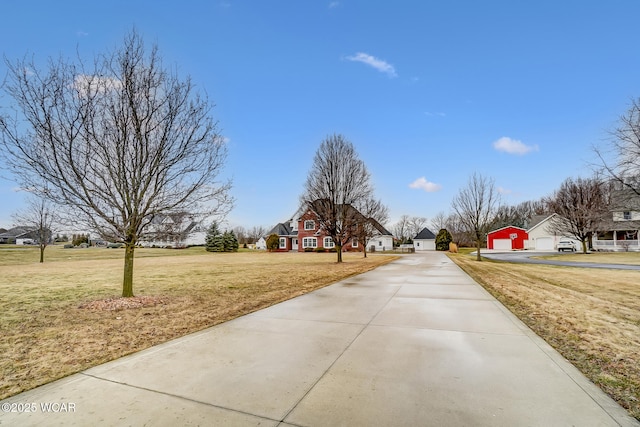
[336,244,343,263]
[122,243,135,297]
[581,239,588,254]
[476,239,482,261]
[39,243,45,263]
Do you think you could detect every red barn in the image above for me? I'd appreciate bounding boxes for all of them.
[487,226,528,250]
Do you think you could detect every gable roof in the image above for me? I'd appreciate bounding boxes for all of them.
[610,189,640,211]
[0,226,37,239]
[267,222,297,237]
[488,225,528,235]
[414,228,436,240]
[526,213,557,233]
[368,218,393,236]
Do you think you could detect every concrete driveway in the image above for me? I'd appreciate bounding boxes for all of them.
[1,252,638,426]
[481,250,640,270]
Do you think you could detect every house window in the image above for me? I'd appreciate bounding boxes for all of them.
[352,237,359,248]
[624,211,632,220]
[324,237,335,248]
[279,237,286,249]
[304,220,315,230]
[303,237,317,248]
[378,241,382,246]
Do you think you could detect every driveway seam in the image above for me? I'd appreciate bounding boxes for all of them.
[78,372,283,424]
[278,281,404,424]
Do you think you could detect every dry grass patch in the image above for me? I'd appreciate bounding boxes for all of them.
[449,252,640,420]
[0,248,397,400]
[535,251,640,265]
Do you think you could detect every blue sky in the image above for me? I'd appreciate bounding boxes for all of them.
[2,1,640,231]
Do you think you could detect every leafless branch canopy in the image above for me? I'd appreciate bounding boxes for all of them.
[596,97,640,195]
[451,172,500,259]
[11,194,57,262]
[1,31,232,245]
[545,177,609,252]
[301,134,375,261]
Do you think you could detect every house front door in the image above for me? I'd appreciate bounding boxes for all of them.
[292,238,298,250]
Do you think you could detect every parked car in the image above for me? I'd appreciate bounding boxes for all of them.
[557,240,576,252]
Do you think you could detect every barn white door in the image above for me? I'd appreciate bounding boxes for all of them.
[493,239,512,250]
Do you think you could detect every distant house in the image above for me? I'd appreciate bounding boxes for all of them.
[264,219,299,252]
[264,202,393,252]
[524,214,564,251]
[139,213,206,248]
[486,214,580,251]
[0,226,40,245]
[488,226,528,250]
[255,236,267,250]
[413,228,436,251]
[592,189,640,251]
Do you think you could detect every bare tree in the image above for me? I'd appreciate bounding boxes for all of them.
[354,197,389,258]
[247,225,267,244]
[445,213,474,247]
[451,173,501,261]
[0,30,232,297]
[492,199,548,229]
[596,98,640,195]
[232,226,247,245]
[12,194,56,263]
[430,211,448,233]
[301,134,374,262]
[392,215,412,244]
[545,177,609,253]
[407,216,428,240]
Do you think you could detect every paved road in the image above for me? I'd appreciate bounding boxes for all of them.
[481,250,640,270]
[1,252,638,426]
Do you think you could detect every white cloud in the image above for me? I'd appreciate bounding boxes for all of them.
[497,186,512,195]
[492,136,539,155]
[425,111,446,117]
[74,74,122,97]
[345,52,397,78]
[328,1,340,8]
[409,177,442,192]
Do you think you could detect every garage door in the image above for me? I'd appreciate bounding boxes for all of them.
[536,237,553,251]
[493,239,512,250]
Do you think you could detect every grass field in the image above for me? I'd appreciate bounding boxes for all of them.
[0,244,397,400]
[449,250,640,420]
[536,251,640,265]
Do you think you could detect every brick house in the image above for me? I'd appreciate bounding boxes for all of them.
[264,203,392,252]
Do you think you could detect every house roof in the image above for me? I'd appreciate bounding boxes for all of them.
[369,218,393,236]
[0,226,37,239]
[488,225,528,235]
[304,199,392,236]
[610,189,640,211]
[414,228,436,240]
[526,214,557,233]
[267,222,297,237]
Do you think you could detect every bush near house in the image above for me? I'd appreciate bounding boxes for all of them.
[435,228,453,251]
[266,234,280,251]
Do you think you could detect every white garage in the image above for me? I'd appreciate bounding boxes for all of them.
[413,228,436,251]
[535,237,554,251]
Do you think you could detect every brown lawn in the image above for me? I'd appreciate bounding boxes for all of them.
[535,251,640,265]
[449,251,640,420]
[0,245,396,400]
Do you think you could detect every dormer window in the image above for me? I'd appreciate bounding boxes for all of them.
[624,211,632,220]
[304,220,315,230]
